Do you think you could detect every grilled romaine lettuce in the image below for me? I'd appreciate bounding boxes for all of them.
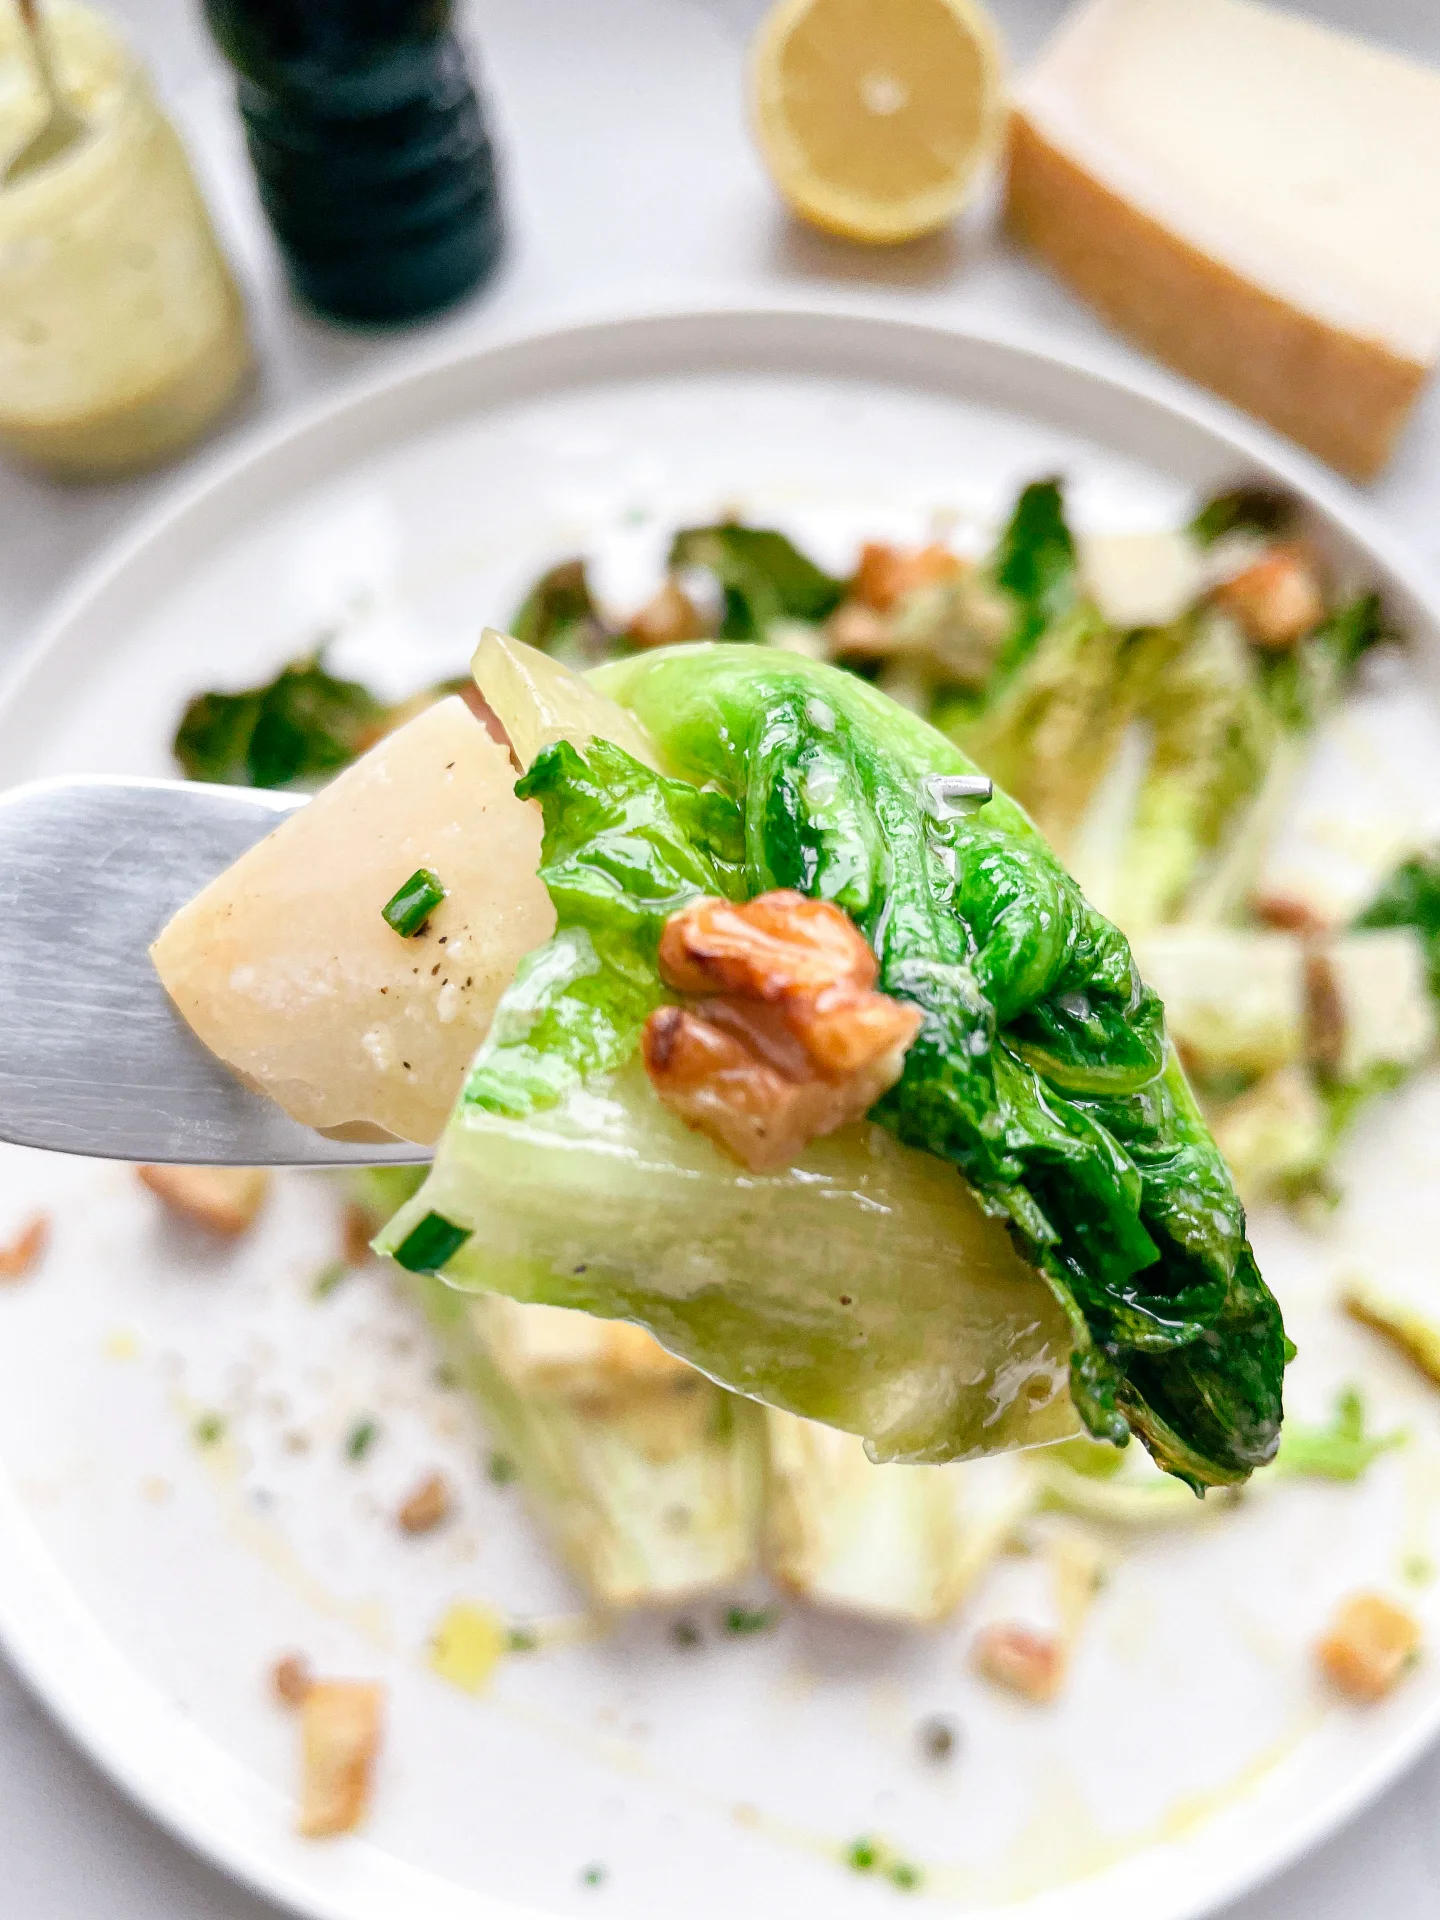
[1354,849,1440,998]
[354,1169,764,1608]
[421,1282,766,1607]
[667,523,846,642]
[958,481,1144,856]
[175,654,393,789]
[379,641,1285,1489]
[763,1412,1033,1624]
[956,484,1382,937]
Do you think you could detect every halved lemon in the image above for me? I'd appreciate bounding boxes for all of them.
[749,0,1006,245]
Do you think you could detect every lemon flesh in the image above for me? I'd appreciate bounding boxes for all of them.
[750,0,1006,244]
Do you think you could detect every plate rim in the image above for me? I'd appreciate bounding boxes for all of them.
[2,299,1438,1920]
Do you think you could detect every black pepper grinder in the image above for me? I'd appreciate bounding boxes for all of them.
[202,0,503,325]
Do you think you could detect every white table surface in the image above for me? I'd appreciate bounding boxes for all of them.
[3,1,1440,1914]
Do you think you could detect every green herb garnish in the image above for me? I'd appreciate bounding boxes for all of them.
[193,1412,226,1448]
[310,1259,348,1301]
[487,1450,517,1485]
[844,1836,922,1889]
[392,1211,472,1274]
[1274,1385,1404,1482]
[506,1626,539,1653]
[345,1417,379,1462]
[579,1865,607,1888]
[723,1605,778,1637]
[382,868,447,939]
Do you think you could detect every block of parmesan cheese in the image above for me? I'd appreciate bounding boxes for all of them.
[1007,0,1440,479]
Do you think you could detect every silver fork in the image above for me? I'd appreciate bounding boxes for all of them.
[0,777,425,1167]
[0,770,992,1167]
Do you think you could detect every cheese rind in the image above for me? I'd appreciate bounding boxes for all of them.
[1007,0,1440,479]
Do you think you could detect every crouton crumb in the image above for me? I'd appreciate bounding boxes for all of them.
[271,1653,312,1708]
[1317,1593,1421,1701]
[137,1166,269,1236]
[972,1624,1065,1703]
[0,1212,49,1282]
[296,1680,384,1837]
[342,1203,376,1267]
[1212,543,1324,648]
[397,1472,452,1535]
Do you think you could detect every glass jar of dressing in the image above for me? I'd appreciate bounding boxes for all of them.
[0,2,252,479]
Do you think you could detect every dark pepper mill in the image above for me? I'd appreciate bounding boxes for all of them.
[203,0,503,325]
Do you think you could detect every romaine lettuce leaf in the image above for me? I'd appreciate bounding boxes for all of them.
[1354,847,1440,996]
[1148,594,1384,931]
[763,1411,1034,1623]
[174,655,390,788]
[1188,487,1290,549]
[353,1166,766,1607]
[385,646,1285,1488]
[461,738,745,1118]
[989,477,1079,684]
[510,558,618,668]
[667,524,845,640]
[954,481,1160,858]
[1110,609,1275,932]
[381,1062,1080,1464]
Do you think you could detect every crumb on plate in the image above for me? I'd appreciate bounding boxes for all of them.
[397,1472,451,1535]
[271,1653,312,1708]
[972,1624,1065,1703]
[1317,1592,1421,1701]
[342,1202,376,1267]
[296,1679,384,1838]
[0,1211,49,1282]
[137,1166,269,1236]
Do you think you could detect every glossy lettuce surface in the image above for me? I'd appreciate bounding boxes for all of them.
[384,647,1286,1487]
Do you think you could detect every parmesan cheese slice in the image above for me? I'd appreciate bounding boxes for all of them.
[152,697,555,1145]
[1008,0,1440,479]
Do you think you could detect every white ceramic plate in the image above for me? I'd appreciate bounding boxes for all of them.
[4,308,1440,1920]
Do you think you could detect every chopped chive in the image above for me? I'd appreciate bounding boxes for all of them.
[345,1417,379,1461]
[487,1450,517,1485]
[310,1258,348,1300]
[392,1211,471,1273]
[580,1864,607,1888]
[193,1412,225,1448]
[506,1626,539,1653]
[846,1839,878,1873]
[888,1861,923,1893]
[382,867,446,939]
[723,1605,778,1636]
